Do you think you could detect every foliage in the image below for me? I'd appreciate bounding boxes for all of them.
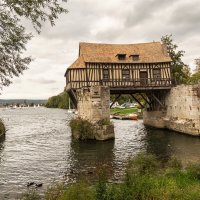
[195,58,200,72]
[111,94,132,105]
[97,118,112,126]
[21,153,200,200]
[0,0,67,90]
[69,118,94,140]
[161,35,190,84]
[46,92,70,109]
[188,71,200,84]
[111,107,138,115]
[111,94,144,106]
[45,182,95,200]
[96,170,107,200]
[21,190,41,200]
[0,119,6,137]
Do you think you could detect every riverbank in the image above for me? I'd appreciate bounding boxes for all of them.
[0,119,5,139]
[111,107,143,120]
[22,153,200,200]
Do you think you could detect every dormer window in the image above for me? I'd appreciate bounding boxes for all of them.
[131,54,139,61]
[117,54,126,60]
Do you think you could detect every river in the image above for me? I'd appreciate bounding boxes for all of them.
[0,108,200,199]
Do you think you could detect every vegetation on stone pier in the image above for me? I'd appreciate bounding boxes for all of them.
[21,153,200,200]
[69,118,94,140]
[69,118,113,140]
[0,119,6,138]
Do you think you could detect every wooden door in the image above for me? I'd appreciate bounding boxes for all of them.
[140,71,148,86]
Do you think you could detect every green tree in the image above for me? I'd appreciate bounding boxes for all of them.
[189,71,200,84]
[46,92,70,109]
[195,58,200,72]
[161,35,190,84]
[0,0,68,90]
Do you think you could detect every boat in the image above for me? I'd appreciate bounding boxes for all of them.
[111,113,138,120]
[67,98,73,113]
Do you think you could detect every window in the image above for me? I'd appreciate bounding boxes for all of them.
[122,69,130,80]
[117,54,126,60]
[153,69,161,79]
[131,55,139,61]
[103,69,109,79]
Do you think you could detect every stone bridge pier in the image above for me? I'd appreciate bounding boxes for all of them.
[143,84,200,136]
[73,86,115,140]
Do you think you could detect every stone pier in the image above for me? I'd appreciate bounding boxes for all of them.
[144,84,200,136]
[71,86,114,140]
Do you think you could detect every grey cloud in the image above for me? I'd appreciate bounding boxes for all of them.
[28,78,56,84]
[168,1,200,37]
[1,0,200,99]
[125,0,176,27]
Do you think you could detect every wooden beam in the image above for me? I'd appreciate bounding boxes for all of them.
[110,94,121,108]
[130,94,144,109]
[140,93,151,106]
[151,93,165,108]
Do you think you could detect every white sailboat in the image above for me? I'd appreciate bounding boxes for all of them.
[67,98,73,113]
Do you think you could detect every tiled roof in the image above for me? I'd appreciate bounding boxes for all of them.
[68,42,171,69]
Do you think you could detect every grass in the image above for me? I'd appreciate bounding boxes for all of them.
[111,107,138,115]
[0,119,6,138]
[21,153,200,200]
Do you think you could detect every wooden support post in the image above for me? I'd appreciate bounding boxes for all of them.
[130,94,144,109]
[151,93,165,108]
[110,94,121,108]
[140,93,151,106]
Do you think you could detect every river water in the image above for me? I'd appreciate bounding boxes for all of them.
[0,108,200,199]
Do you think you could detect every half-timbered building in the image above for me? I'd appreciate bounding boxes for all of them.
[65,42,172,107]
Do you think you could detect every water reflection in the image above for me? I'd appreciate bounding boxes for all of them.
[69,139,115,181]
[144,127,172,162]
[144,127,200,165]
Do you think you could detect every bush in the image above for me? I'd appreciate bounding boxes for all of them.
[126,153,159,176]
[186,164,200,180]
[21,190,41,200]
[45,182,95,200]
[0,119,6,138]
[69,118,93,140]
[21,154,200,200]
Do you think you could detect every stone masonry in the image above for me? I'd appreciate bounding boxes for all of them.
[144,84,200,136]
[74,86,114,140]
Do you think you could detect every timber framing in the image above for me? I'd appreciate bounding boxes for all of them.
[65,42,173,108]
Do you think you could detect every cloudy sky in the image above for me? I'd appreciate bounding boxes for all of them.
[1,0,200,99]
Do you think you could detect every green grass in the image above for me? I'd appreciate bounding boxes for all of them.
[21,153,200,200]
[111,107,138,115]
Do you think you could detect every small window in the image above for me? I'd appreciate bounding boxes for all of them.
[117,54,126,60]
[122,69,130,80]
[132,55,139,61]
[153,69,161,79]
[103,69,109,79]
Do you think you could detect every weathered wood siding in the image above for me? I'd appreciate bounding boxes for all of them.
[66,62,172,89]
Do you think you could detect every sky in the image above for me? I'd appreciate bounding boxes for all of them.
[1,0,200,99]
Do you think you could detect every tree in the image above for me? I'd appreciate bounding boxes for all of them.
[161,35,190,84]
[195,58,200,72]
[0,0,67,90]
[189,71,200,84]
